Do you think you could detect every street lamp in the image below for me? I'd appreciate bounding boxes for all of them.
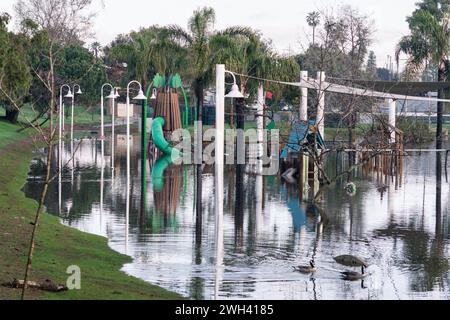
[70,84,82,143]
[100,83,116,140]
[106,87,120,170]
[225,71,244,99]
[150,88,157,100]
[126,81,147,183]
[59,84,73,169]
[124,81,146,253]
[59,84,72,216]
[214,66,243,273]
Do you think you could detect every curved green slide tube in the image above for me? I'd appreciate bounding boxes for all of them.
[152,154,174,192]
[152,117,182,158]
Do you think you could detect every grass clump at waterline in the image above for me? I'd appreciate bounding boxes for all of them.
[0,119,182,300]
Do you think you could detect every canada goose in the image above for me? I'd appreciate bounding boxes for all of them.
[341,266,366,281]
[334,255,368,268]
[377,184,388,193]
[293,260,316,274]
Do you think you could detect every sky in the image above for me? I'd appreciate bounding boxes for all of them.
[0,0,418,69]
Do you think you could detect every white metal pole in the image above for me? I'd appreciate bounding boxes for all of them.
[257,83,265,175]
[388,98,396,144]
[62,101,65,134]
[71,96,74,144]
[125,89,131,256]
[126,93,131,189]
[112,95,116,170]
[71,90,75,175]
[101,94,104,140]
[100,139,104,234]
[300,71,308,122]
[59,93,63,175]
[215,64,225,269]
[316,71,326,139]
[59,91,63,216]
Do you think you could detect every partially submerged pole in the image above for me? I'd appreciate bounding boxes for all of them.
[300,71,308,122]
[257,83,265,174]
[214,64,225,300]
[215,65,225,245]
[388,98,396,144]
[316,71,326,139]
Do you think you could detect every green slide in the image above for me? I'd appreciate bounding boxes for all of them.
[152,117,181,158]
[152,154,174,192]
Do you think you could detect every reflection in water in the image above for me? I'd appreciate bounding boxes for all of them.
[23,136,450,300]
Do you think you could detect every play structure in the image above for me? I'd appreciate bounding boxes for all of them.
[93,66,450,219]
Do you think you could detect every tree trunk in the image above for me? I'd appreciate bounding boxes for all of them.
[312,27,316,46]
[195,78,204,123]
[5,108,19,123]
[436,65,445,149]
[21,143,53,300]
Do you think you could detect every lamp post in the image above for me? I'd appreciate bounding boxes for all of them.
[124,81,146,254]
[70,84,82,178]
[59,85,73,173]
[59,84,73,216]
[213,65,243,299]
[101,83,115,141]
[109,88,120,170]
[70,84,82,143]
[126,81,147,182]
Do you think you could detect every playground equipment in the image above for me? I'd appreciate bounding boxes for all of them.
[151,117,182,158]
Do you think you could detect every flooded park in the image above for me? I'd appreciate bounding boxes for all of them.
[3,0,450,306]
[23,133,450,300]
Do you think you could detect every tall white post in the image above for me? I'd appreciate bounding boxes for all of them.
[101,94,105,140]
[62,103,65,134]
[300,71,308,122]
[388,98,396,144]
[71,96,75,144]
[125,93,130,256]
[126,94,131,189]
[59,95,63,176]
[316,71,326,139]
[100,139,104,234]
[257,83,265,175]
[111,95,116,170]
[214,64,225,300]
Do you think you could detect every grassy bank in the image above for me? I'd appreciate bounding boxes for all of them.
[0,120,182,300]
[1,104,112,128]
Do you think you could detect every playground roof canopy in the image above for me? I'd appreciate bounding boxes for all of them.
[337,80,450,96]
[281,120,325,160]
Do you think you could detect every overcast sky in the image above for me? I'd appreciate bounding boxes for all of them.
[0,0,418,69]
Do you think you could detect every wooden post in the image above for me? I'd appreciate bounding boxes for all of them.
[300,71,308,122]
[316,71,326,139]
[388,99,396,144]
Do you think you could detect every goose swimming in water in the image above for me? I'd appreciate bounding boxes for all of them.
[293,261,316,274]
[341,266,367,281]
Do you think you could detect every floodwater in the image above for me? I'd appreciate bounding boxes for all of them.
[24,133,450,300]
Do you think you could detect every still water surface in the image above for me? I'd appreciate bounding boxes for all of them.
[24,134,450,300]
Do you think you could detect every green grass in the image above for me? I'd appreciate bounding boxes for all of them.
[1,104,112,128]
[0,120,28,149]
[0,119,182,300]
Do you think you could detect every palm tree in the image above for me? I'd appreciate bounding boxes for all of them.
[307,11,321,46]
[166,7,253,122]
[90,41,101,59]
[214,32,298,95]
[104,26,187,86]
[396,8,450,149]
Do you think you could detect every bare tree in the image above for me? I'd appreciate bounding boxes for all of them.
[15,0,96,45]
[12,0,97,300]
